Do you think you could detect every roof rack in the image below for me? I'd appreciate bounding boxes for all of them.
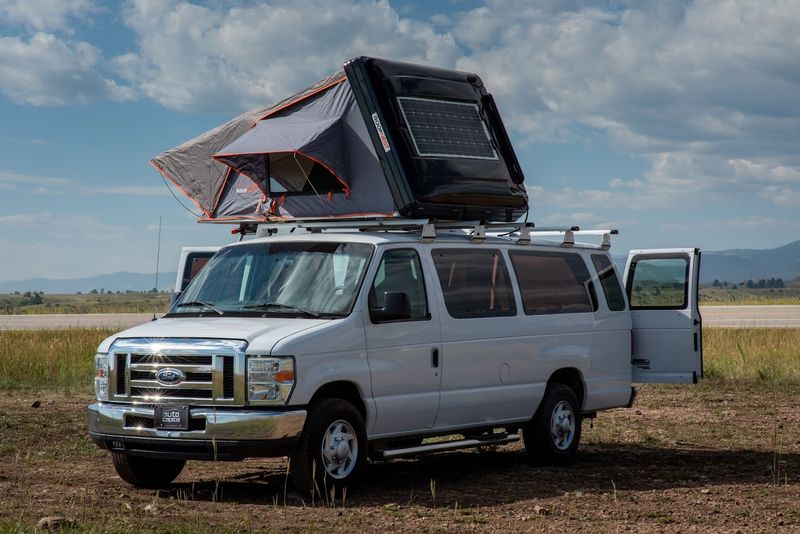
[249,218,619,250]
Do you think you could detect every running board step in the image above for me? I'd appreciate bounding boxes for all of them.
[382,433,520,460]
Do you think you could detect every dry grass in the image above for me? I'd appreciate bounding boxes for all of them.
[0,293,170,315]
[703,327,800,381]
[0,328,797,394]
[0,328,114,392]
[700,286,800,305]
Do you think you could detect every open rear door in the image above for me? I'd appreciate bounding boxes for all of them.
[624,248,702,383]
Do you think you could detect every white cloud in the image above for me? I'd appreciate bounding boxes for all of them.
[0,169,73,188]
[0,0,95,32]
[759,186,800,208]
[82,185,167,195]
[449,0,800,205]
[0,169,167,196]
[0,32,135,105]
[114,0,458,112]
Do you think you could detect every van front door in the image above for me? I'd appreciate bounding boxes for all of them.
[364,247,442,436]
[623,248,702,383]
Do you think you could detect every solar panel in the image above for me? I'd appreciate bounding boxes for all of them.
[397,97,498,160]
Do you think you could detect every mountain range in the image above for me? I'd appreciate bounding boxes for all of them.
[1,241,799,293]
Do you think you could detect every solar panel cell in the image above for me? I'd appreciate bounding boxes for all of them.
[397,97,498,160]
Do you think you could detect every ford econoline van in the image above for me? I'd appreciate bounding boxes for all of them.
[88,221,701,494]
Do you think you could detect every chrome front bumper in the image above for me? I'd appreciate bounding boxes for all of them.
[88,403,306,460]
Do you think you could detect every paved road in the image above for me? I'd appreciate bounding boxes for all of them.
[0,313,157,331]
[0,306,798,330]
[699,305,800,328]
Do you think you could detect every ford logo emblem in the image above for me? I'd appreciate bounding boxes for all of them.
[155,367,184,385]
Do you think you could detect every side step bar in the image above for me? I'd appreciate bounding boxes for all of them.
[382,433,520,460]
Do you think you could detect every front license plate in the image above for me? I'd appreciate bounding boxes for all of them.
[154,405,189,430]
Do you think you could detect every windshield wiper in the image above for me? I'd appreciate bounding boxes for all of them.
[242,302,320,318]
[174,301,224,316]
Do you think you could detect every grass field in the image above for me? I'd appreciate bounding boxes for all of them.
[0,293,170,315]
[700,285,800,305]
[0,327,798,532]
[1,327,798,392]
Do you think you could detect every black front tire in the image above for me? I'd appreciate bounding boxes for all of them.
[111,452,186,488]
[523,383,582,464]
[290,398,367,498]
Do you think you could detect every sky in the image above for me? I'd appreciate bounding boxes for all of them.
[0,0,799,281]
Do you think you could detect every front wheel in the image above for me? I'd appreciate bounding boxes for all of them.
[111,453,185,488]
[523,383,582,463]
[290,398,367,498]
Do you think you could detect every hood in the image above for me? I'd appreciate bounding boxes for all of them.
[97,316,331,354]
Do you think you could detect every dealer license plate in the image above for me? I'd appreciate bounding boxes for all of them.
[154,405,189,430]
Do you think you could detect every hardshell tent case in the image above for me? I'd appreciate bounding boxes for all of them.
[151,57,528,223]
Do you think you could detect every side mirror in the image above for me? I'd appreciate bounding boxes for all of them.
[370,291,412,322]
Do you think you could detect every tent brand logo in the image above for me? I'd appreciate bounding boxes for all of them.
[372,113,391,152]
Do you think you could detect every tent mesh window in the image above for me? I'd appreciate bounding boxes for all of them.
[266,153,343,196]
[397,97,498,160]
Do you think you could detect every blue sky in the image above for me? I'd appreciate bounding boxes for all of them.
[1,0,799,280]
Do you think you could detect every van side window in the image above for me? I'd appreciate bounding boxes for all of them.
[181,252,214,292]
[432,249,516,318]
[369,249,429,320]
[509,250,594,315]
[591,254,627,311]
[626,255,689,309]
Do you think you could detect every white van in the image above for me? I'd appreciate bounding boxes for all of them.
[88,221,702,494]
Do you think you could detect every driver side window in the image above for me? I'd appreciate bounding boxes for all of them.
[369,249,429,321]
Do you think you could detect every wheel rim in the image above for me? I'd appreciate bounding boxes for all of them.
[550,400,576,450]
[320,419,358,479]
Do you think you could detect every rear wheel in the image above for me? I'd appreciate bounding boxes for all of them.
[290,398,367,498]
[111,453,185,488]
[523,383,582,463]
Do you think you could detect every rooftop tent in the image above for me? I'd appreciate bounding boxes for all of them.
[151,57,528,223]
[211,77,396,220]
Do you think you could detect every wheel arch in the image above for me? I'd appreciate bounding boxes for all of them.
[547,367,585,409]
[308,381,368,423]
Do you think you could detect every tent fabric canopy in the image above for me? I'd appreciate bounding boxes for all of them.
[213,116,347,192]
[213,79,354,194]
[150,71,347,216]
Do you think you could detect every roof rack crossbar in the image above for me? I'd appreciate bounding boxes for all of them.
[254,219,618,250]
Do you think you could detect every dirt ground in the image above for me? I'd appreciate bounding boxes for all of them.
[1,381,798,533]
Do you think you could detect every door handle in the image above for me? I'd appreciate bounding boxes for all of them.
[432,348,439,368]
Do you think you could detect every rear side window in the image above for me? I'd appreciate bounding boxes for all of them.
[627,255,689,309]
[180,252,214,291]
[509,250,594,315]
[591,254,627,311]
[432,249,516,318]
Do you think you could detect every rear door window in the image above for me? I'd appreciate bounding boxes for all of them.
[509,250,595,315]
[432,249,516,318]
[626,255,689,309]
[591,254,627,311]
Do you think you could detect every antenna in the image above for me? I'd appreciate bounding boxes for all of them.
[153,216,162,321]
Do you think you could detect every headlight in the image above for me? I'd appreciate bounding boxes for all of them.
[247,356,295,405]
[94,353,109,401]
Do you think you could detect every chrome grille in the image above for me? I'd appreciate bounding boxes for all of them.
[108,338,246,406]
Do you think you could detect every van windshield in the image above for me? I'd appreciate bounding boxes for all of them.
[168,241,373,318]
